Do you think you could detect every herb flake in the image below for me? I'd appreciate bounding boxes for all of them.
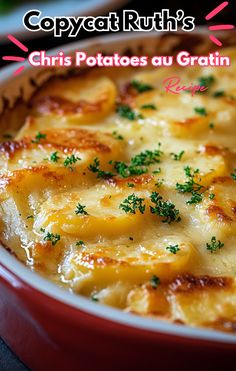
[119,193,146,214]
[131,80,154,93]
[75,203,88,215]
[116,104,143,121]
[166,244,180,254]
[150,192,181,224]
[206,236,224,253]
[150,275,160,289]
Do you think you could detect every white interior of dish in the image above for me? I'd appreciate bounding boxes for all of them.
[0,31,236,344]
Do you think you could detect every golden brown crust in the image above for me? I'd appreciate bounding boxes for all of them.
[206,205,233,223]
[0,128,114,158]
[34,95,107,115]
[199,144,228,156]
[169,274,232,293]
[205,318,236,333]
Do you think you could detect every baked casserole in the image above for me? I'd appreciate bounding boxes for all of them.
[1,35,236,334]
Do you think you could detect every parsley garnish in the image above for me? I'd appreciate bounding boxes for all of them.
[91,294,99,302]
[76,240,85,247]
[50,151,60,162]
[88,158,114,179]
[155,179,164,188]
[131,80,154,93]
[171,150,185,161]
[153,168,161,174]
[110,161,138,178]
[150,275,160,289]
[75,203,88,215]
[26,215,33,219]
[119,193,145,214]
[209,122,215,129]
[32,132,46,143]
[198,75,215,89]
[194,107,207,116]
[149,192,181,224]
[209,193,215,200]
[63,154,81,169]
[127,183,135,188]
[176,166,203,205]
[131,146,163,167]
[187,192,203,204]
[213,90,225,98]
[111,146,163,179]
[231,169,236,181]
[141,104,157,110]
[166,244,180,254]
[116,104,143,121]
[43,232,60,246]
[112,131,124,140]
[206,236,224,253]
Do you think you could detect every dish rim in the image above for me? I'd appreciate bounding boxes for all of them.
[0,30,236,345]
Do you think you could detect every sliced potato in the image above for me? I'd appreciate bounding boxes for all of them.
[32,75,117,124]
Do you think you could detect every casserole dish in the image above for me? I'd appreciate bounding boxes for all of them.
[0,31,236,370]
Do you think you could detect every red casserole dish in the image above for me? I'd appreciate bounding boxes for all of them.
[0,32,235,370]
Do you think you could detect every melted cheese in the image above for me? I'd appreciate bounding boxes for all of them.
[1,48,236,333]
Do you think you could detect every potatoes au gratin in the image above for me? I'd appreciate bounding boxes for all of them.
[1,44,236,334]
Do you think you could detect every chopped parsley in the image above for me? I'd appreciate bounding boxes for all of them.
[153,168,161,174]
[43,232,60,246]
[209,193,215,200]
[141,104,157,110]
[111,146,163,179]
[213,90,225,98]
[88,157,114,179]
[119,193,146,214]
[209,122,215,129]
[26,215,34,219]
[231,169,236,181]
[206,236,224,253]
[171,150,185,161]
[75,203,88,215]
[91,293,99,302]
[197,75,215,89]
[131,145,163,167]
[50,151,60,163]
[194,107,207,116]
[166,244,180,254]
[131,80,154,93]
[110,161,140,178]
[112,131,124,140]
[155,179,164,188]
[116,104,143,121]
[149,192,181,224]
[32,132,46,143]
[76,240,85,247]
[150,275,160,289]
[176,166,204,205]
[127,183,135,188]
[63,154,81,169]
[187,192,203,204]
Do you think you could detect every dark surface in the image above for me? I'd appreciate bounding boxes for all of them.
[0,0,235,369]
[0,338,29,371]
